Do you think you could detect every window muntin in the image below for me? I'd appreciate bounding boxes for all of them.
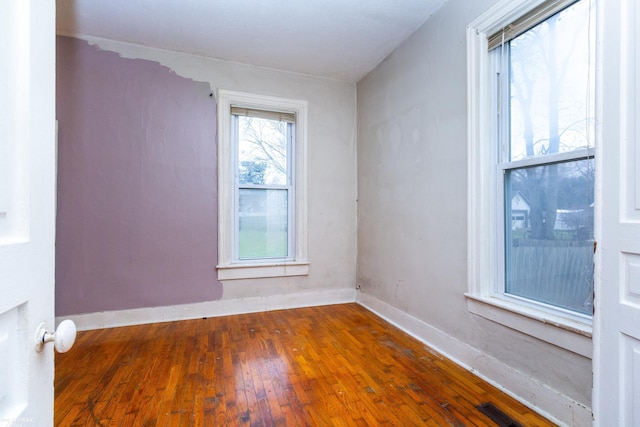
[237,115,290,185]
[494,0,594,316]
[234,112,294,261]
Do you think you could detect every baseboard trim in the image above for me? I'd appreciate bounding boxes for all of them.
[356,291,591,427]
[58,288,356,331]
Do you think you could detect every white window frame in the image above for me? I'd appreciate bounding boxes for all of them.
[217,90,308,280]
[466,0,593,358]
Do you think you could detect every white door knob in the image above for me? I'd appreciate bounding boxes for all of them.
[35,319,77,353]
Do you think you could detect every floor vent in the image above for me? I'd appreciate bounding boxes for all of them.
[476,402,523,427]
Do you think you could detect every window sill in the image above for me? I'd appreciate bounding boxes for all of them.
[465,293,592,358]
[217,261,309,280]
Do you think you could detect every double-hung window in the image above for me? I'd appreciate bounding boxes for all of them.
[233,107,294,261]
[217,90,308,280]
[467,0,595,356]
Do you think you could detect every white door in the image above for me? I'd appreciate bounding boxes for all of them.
[593,0,640,425]
[0,1,57,426]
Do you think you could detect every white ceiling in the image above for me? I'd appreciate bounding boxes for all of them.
[56,0,447,82]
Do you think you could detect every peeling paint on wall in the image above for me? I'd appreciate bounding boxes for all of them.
[56,36,223,315]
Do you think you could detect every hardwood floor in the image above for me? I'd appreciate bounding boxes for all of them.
[54,303,555,426]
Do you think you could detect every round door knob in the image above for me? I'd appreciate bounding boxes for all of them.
[35,319,77,353]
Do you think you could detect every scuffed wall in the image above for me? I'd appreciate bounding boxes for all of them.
[356,0,591,421]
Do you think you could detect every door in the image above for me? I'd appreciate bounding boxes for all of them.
[593,0,640,425]
[0,1,57,425]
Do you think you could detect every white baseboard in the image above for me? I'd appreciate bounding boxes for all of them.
[356,291,591,427]
[58,288,356,331]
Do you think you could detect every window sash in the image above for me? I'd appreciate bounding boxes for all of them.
[237,188,289,260]
[500,159,595,316]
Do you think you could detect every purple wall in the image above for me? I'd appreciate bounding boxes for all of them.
[56,36,223,316]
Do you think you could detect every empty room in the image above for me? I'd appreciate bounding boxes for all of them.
[2,0,638,426]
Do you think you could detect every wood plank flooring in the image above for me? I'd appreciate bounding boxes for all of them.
[54,303,556,426]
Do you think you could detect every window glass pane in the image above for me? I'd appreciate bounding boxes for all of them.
[238,116,288,185]
[238,189,288,259]
[505,159,594,315]
[509,0,593,161]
